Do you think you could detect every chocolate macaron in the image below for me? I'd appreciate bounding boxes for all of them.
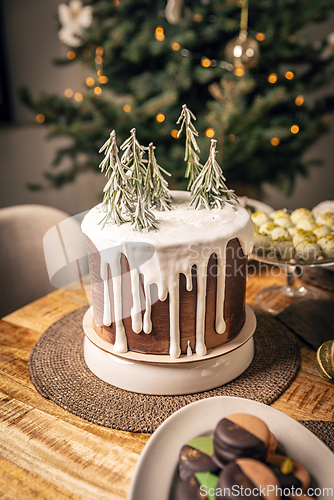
[217,458,280,500]
[179,436,220,481]
[268,455,310,493]
[213,413,270,467]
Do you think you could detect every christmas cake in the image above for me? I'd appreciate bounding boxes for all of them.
[81,105,254,359]
[82,190,253,358]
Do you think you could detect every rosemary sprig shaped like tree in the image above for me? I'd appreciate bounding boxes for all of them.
[120,128,158,231]
[99,130,133,226]
[177,104,202,190]
[190,139,238,210]
[120,128,147,197]
[145,142,172,211]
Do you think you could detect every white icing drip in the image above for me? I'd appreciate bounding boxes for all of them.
[187,341,192,356]
[82,190,254,359]
[185,272,193,292]
[216,242,227,334]
[100,247,128,353]
[103,278,112,326]
[129,268,142,334]
[168,283,181,358]
[195,261,208,356]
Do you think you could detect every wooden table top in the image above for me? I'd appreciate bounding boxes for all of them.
[0,267,333,499]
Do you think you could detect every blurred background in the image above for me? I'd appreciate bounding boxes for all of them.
[1,0,334,215]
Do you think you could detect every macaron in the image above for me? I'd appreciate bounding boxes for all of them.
[213,413,270,467]
[268,454,310,492]
[217,458,280,500]
[178,436,220,481]
[176,471,219,500]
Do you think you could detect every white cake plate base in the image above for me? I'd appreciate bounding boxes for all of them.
[83,306,256,395]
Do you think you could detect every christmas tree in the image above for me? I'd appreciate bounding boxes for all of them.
[20,0,334,198]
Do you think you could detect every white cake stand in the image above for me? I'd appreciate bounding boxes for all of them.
[82,306,256,395]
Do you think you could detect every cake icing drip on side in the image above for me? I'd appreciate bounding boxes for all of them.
[81,191,254,358]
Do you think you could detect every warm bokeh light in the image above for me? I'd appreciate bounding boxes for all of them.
[229,134,235,142]
[114,0,120,5]
[36,114,45,123]
[205,128,215,138]
[291,124,299,134]
[99,75,108,84]
[285,71,294,80]
[234,68,245,77]
[64,88,73,98]
[97,69,103,76]
[193,14,202,22]
[156,113,166,123]
[74,92,83,102]
[123,104,132,112]
[268,73,277,83]
[172,42,181,51]
[271,137,280,146]
[86,77,95,86]
[201,58,211,68]
[171,129,179,138]
[94,87,102,95]
[95,56,103,65]
[256,32,265,41]
[295,95,304,106]
[155,26,165,41]
[96,46,104,56]
[67,51,76,60]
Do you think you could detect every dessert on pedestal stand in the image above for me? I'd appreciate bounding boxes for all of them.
[81,106,256,396]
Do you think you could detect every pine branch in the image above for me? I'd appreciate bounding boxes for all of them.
[99,130,134,227]
[120,128,158,231]
[190,139,238,210]
[146,142,172,211]
[177,104,203,190]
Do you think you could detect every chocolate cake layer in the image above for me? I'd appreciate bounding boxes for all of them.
[86,236,247,355]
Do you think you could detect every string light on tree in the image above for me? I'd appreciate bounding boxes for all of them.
[99,75,108,84]
[291,124,299,134]
[86,77,95,86]
[285,71,294,80]
[295,95,304,106]
[67,50,76,60]
[64,88,73,98]
[171,129,179,138]
[193,14,202,22]
[156,113,166,123]
[123,104,132,113]
[271,137,280,146]
[172,42,180,51]
[225,0,259,72]
[255,33,265,41]
[94,87,102,95]
[205,128,215,138]
[155,26,165,41]
[36,114,45,123]
[74,92,83,102]
[234,68,245,77]
[201,58,211,68]
[229,134,235,142]
[268,73,278,83]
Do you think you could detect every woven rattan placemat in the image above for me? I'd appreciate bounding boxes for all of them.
[28,306,300,433]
